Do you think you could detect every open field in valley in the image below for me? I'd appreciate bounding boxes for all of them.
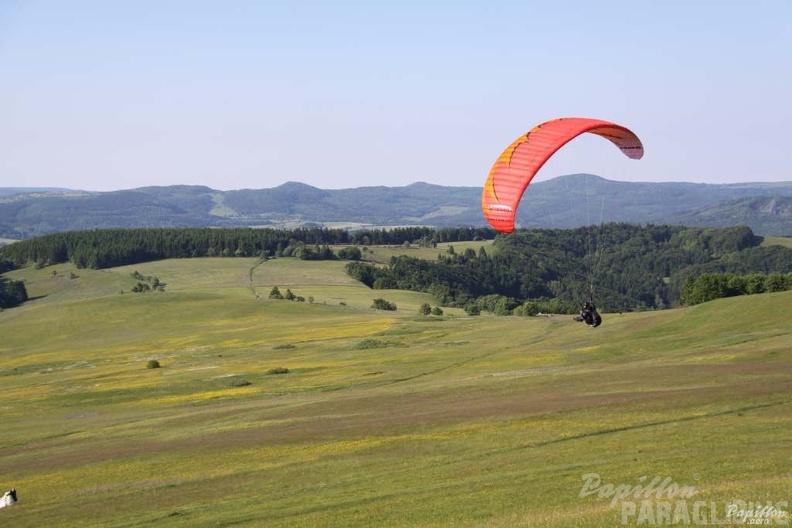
[0,255,790,527]
[761,236,792,248]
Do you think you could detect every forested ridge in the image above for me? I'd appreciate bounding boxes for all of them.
[1,224,791,312]
[3,177,792,239]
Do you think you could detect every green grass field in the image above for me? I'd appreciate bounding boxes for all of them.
[762,236,792,248]
[347,240,494,265]
[0,256,789,527]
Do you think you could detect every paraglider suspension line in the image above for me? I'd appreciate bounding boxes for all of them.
[584,174,607,305]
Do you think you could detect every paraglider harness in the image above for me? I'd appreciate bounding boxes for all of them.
[574,300,602,328]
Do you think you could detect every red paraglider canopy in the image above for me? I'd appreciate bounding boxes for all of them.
[482,117,644,233]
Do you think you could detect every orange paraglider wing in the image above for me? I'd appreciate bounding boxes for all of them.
[481,117,644,233]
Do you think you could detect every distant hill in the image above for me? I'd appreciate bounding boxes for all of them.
[673,196,792,236]
[0,187,74,197]
[1,176,791,239]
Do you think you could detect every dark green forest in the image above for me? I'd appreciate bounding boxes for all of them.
[680,271,792,305]
[345,224,792,312]
[0,258,28,308]
[1,224,791,313]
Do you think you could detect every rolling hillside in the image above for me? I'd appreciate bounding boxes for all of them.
[0,254,789,527]
[2,176,791,239]
[675,195,792,236]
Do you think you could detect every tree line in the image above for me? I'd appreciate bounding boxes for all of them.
[0,258,28,308]
[0,226,494,270]
[2,224,791,313]
[345,224,792,313]
[680,272,792,305]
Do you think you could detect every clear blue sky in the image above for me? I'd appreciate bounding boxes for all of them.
[2,0,790,191]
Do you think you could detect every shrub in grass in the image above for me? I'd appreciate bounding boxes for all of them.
[146,360,161,369]
[355,339,386,349]
[228,377,252,387]
[267,367,290,375]
[353,339,407,350]
[371,298,397,311]
[431,306,444,316]
[464,304,481,316]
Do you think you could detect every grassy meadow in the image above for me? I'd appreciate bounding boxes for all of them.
[761,236,792,248]
[357,240,495,265]
[0,254,790,527]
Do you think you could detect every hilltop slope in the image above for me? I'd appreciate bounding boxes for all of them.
[0,256,789,527]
